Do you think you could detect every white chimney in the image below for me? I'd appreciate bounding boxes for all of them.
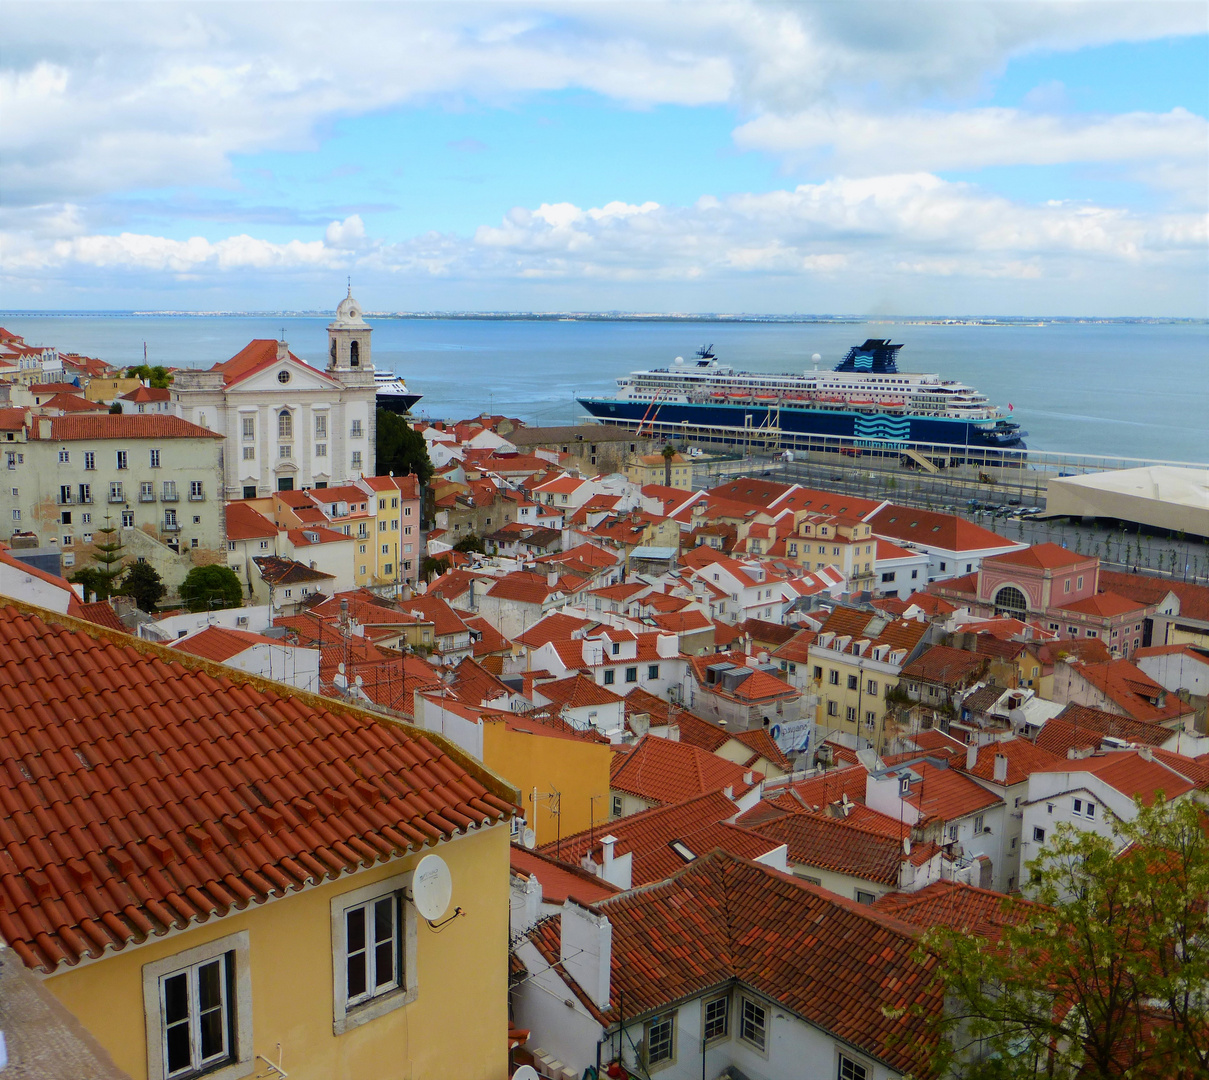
[560,900,612,1012]
[547,571,559,588]
[966,743,978,771]
[276,340,290,362]
[993,753,1009,784]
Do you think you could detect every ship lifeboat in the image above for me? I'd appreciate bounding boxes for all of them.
[754,394,778,401]
[879,399,906,409]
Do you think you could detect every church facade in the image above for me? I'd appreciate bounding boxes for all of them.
[172,290,378,498]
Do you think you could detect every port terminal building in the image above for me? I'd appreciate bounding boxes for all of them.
[1046,466,1209,541]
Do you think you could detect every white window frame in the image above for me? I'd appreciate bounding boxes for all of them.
[837,1049,872,1080]
[644,1011,676,1068]
[142,929,252,1080]
[738,994,768,1054]
[702,993,730,1044]
[330,871,418,1035]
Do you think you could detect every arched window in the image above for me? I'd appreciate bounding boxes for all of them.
[278,410,292,439]
[349,340,360,367]
[994,585,1028,618]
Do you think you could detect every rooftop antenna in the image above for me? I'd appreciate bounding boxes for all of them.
[347,275,352,297]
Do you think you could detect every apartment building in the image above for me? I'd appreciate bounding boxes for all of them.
[0,414,225,588]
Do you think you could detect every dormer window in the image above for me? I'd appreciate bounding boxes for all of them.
[900,777,910,794]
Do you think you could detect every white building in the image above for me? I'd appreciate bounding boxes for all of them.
[171,288,377,499]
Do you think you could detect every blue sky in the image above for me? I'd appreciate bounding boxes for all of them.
[2,3,1206,314]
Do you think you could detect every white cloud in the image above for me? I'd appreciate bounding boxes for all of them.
[2,2,1203,208]
[733,106,1209,182]
[324,214,368,250]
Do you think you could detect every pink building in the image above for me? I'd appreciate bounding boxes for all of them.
[931,543,1154,658]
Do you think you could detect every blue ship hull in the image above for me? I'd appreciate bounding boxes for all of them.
[576,397,1026,454]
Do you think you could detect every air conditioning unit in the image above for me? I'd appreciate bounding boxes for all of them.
[236,616,249,627]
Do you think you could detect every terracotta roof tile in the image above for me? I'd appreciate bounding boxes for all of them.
[872,880,1039,940]
[533,673,625,710]
[224,501,277,541]
[752,812,933,886]
[509,844,621,905]
[1100,569,1209,623]
[0,601,516,974]
[173,625,289,663]
[900,645,988,686]
[952,738,1063,787]
[30,415,223,441]
[609,734,761,806]
[1033,750,1198,805]
[76,600,129,635]
[869,505,1020,553]
[527,850,942,1075]
[985,542,1094,571]
[1036,705,1171,755]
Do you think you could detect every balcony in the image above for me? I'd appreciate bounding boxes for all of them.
[108,492,124,504]
[188,491,205,502]
[161,489,179,502]
[139,491,156,503]
[56,494,74,506]
[161,520,180,532]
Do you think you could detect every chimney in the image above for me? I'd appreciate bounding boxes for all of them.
[965,743,978,771]
[340,597,349,627]
[547,571,559,588]
[993,753,1009,784]
[560,901,612,1012]
[1138,745,1153,762]
[276,340,290,362]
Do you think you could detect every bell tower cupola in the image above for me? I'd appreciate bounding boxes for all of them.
[327,283,372,374]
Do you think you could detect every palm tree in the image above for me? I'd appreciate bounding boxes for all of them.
[661,443,676,487]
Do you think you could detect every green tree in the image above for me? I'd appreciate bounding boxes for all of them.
[109,401,123,414]
[421,556,449,582]
[179,565,243,612]
[452,534,484,554]
[375,409,433,485]
[119,561,166,612]
[922,797,1209,1080]
[661,443,676,486]
[125,363,170,388]
[72,517,126,600]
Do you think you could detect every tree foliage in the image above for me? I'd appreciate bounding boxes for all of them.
[70,517,126,600]
[922,797,1209,1080]
[452,534,484,554]
[179,564,243,612]
[125,363,170,388]
[420,556,449,582]
[119,561,166,612]
[375,409,433,485]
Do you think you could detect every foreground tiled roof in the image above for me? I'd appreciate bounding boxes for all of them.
[0,603,516,974]
[528,851,942,1075]
[610,734,761,806]
[954,738,1063,787]
[533,673,625,711]
[172,625,288,663]
[1033,750,1198,805]
[1068,659,1193,725]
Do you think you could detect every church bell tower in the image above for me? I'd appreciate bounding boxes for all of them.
[327,284,373,375]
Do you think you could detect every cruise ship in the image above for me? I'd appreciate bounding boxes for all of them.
[373,368,422,415]
[576,340,1026,454]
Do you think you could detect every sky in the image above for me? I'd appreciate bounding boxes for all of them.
[2,1,1206,315]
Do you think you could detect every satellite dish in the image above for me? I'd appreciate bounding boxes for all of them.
[411,854,453,922]
[337,662,346,675]
[513,1068,540,1080]
[522,827,536,849]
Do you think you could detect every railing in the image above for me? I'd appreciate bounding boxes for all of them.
[108,492,124,504]
[188,491,205,501]
[161,489,179,502]
[139,492,156,503]
[161,520,180,532]
[57,494,74,505]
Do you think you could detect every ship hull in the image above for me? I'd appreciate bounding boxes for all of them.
[376,391,423,415]
[576,397,1026,455]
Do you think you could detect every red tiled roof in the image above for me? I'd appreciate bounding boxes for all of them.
[0,407,28,430]
[534,673,625,710]
[872,880,1039,940]
[173,625,288,663]
[1058,591,1148,618]
[541,789,775,887]
[885,759,1004,824]
[514,612,591,648]
[509,844,621,905]
[118,385,171,403]
[446,657,514,706]
[609,734,761,806]
[1100,569,1209,623]
[900,645,987,686]
[30,415,223,441]
[462,615,512,656]
[0,601,515,974]
[752,812,933,885]
[984,542,1094,571]
[401,595,470,639]
[38,394,108,413]
[224,501,277,541]
[1035,706,1171,755]
[426,568,487,602]
[253,556,334,585]
[211,339,338,388]
[953,738,1063,787]
[1069,659,1194,725]
[527,850,942,1075]
[1035,750,1197,805]
[869,505,1017,553]
[771,628,817,664]
[76,600,128,635]
[486,570,582,604]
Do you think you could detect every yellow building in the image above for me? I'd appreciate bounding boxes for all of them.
[783,513,877,592]
[808,606,930,751]
[416,691,613,848]
[624,450,693,490]
[3,601,517,1080]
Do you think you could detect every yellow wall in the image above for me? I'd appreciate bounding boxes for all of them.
[45,825,510,1080]
[811,653,893,749]
[483,721,612,847]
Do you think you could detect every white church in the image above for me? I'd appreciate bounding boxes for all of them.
[172,289,379,498]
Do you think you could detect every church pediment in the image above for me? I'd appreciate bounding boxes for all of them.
[230,357,341,394]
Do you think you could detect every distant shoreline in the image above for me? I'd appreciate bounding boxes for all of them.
[0,311,1203,325]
